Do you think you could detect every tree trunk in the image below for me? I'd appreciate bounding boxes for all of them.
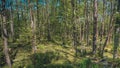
[29,0,36,54]
[1,0,12,68]
[46,0,51,41]
[2,14,12,68]
[93,0,98,54]
[101,3,115,57]
[85,0,89,46]
[71,0,78,56]
[99,0,105,56]
[113,27,119,59]
[113,0,120,59]
[10,3,14,40]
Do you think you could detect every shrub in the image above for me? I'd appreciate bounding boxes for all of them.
[30,51,56,68]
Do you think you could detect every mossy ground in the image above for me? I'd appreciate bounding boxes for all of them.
[2,42,120,68]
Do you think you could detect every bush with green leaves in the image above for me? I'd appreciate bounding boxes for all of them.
[30,51,56,68]
[79,58,91,68]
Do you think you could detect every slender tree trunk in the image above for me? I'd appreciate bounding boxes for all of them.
[99,0,105,56]
[93,0,98,54]
[28,0,36,54]
[113,27,119,59]
[108,1,113,43]
[16,0,19,22]
[36,0,41,42]
[1,0,12,68]
[85,0,89,46]
[0,15,2,37]
[62,0,66,46]
[113,0,120,59]
[46,0,51,41]
[10,3,14,40]
[28,1,37,68]
[71,0,78,56]
[81,23,83,41]
[47,18,51,41]
[101,6,115,57]
[2,15,12,68]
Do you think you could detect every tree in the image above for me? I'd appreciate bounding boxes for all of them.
[10,1,14,39]
[92,0,98,54]
[1,0,12,68]
[28,0,37,53]
[113,0,120,59]
[101,0,116,58]
[85,0,90,46]
[71,0,78,56]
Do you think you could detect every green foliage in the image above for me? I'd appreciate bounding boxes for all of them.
[0,48,5,66]
[79,58,91,68]
[91,64,99,68]
[115,12,120,25]
[78,58,104,68]
[30,51,57,68]
[46,63,73,68]
[29,51,74,68]
[1,0,120,68]
[0,39,5,66]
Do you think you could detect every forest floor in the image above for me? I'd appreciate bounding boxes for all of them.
[2,42,120,68]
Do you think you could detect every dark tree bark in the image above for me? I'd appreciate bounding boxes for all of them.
[61,0,66,46]
[85,0,89,46]
[46,0,51,41]
[92,0,98,54]
[36,0,41,42]
[71,0,78,56]
[113,0,120,59]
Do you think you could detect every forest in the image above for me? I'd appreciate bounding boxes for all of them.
[0,0,120,68]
